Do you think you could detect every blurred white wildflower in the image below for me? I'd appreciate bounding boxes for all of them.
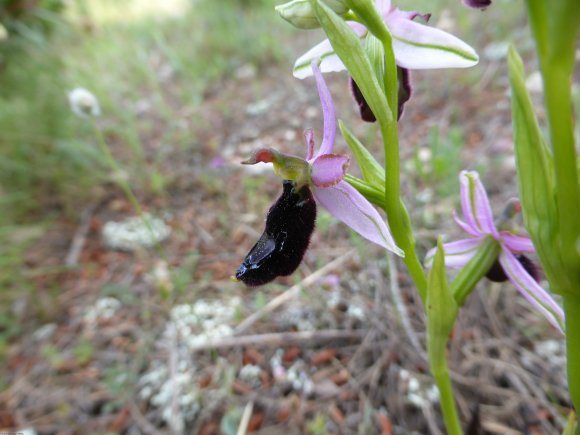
[525,71,543,94]
[0,23,8,41]
[287,360,314,395]
[102,213,171,251]
[83,297,121,323]
[68,87,101,118]
[138,360,201,425]
[399,369,439,408]
[535,339,566,370]
[239,364,262,388]
[166,298,240,350]
[346,304,365,320]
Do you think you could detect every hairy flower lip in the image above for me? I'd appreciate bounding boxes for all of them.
[426,170,565,333]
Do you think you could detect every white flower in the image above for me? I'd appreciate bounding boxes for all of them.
[0,23,8,42]
[102,213,171,252]
[68,87,101,118]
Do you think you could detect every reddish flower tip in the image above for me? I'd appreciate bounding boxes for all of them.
[241,148,275,165]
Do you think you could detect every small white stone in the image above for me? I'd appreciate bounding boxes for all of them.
[83,297,121,322]
[239,364,262,388]
[525,71,543,94]
[33,323,57,341]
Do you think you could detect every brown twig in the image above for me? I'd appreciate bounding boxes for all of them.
[128,400,158,435]
[65,204,95,266]
[188,329,366,352]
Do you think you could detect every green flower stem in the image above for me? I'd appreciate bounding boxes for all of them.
[526,0,580,288]
[565,294,580,435]
[427,240,462,435]
[541,60,580,287]
[346,0,426,302]
[92,122,168,262]
[432,363,463,435]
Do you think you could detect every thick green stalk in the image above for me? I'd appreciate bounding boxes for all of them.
[427,240,462,435]
[526,1,580,422]
[346,0,427,302]
[541,66,580,283]
[565,295,580,435]
[526,0,580,288]
[432,365,463,435]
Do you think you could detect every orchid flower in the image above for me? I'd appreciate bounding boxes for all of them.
[426,171,565,333]
[293,0,479,79]
[242,61,402,257]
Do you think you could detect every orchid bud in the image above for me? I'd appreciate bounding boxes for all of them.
[68,88,101,118]
[276,0,348,30]
[236,180,316,286]
[463,0,492,10]
[485,254,540,283]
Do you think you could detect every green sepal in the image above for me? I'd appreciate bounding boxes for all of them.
[339,120,385,188]
[507,46,567,292]
[449,236,500,306]
[426,238,458,372]
[364,33,385,93]
[344,174,385,209]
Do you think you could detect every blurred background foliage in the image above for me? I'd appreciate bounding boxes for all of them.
[0,0,284,342]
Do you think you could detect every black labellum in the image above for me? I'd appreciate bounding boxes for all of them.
[236,180,316,287]
[350,67,412,123]
[485,254,539,283]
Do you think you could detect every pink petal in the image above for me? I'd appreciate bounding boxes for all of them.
[500,233,536,253]
[311,154,350,187]
[499,249,565,333]
[453,210,479,236]
[313,180,403,256]
[293,39,346,79]
[425,237,483,268]
[376,0,392,15]
[459,171,499,237]
[386,12,479,69]
[312,61,337,158]
[304,128,315,160]
[391,9,431,23]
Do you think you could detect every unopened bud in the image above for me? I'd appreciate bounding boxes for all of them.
[276,0,348,30]
[68,87,101,118]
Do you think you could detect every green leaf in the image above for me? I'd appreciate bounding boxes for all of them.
[344,174,385,209]
[426,238,457,371]
[310,0,394,126]
[339,120,385,188]
[507,46,562,290]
